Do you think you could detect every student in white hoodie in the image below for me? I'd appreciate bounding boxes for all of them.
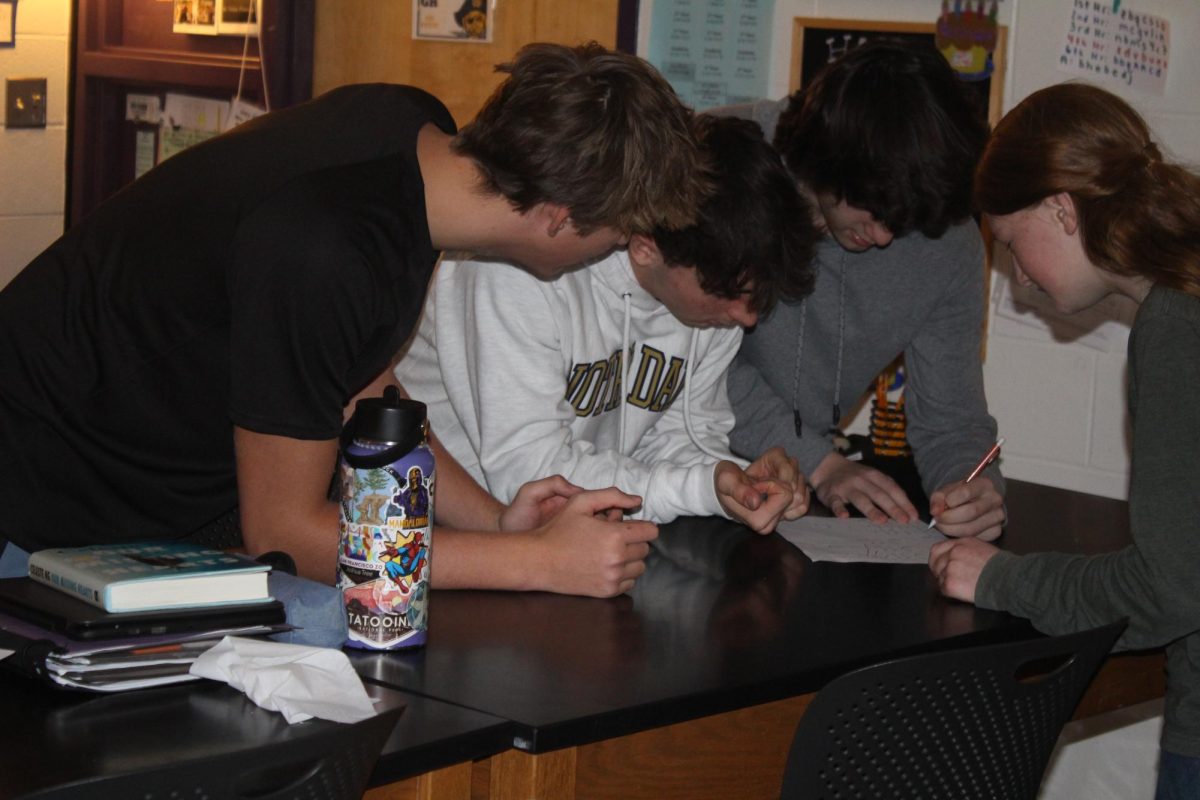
[399,116,819,535]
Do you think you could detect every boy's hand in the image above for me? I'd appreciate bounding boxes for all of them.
[714,460,793,534]
[927,476,1004,541]
[525,487,658,597]
[745,447,809,520]
[498,474,584,531]
[809,452,919,523]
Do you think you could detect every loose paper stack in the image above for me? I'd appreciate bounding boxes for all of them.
[0,612,289,692]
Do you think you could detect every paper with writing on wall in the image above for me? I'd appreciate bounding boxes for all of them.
[1057,1,1169,96]
[776,517,945,564]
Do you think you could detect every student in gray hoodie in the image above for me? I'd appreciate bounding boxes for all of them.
[721,40,1006,539]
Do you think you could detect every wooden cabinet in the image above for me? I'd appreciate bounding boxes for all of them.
[70,0,313,226]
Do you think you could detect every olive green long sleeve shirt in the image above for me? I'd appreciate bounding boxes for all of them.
[978,284,1200,757]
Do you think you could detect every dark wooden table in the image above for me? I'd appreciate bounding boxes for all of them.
[350,479,1164,799]
[0,671,514,799]
[2,480,1161,800]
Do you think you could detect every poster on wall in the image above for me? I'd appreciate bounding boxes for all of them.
[0,0,15,48]
[173,0,260,36]
[1057,0,1169,95]
[645,0,774,110]
[217,0,261,36]
[935,1,999,82]
[173,0,218,34]
[159,93,226,163]
[413,0,494,42]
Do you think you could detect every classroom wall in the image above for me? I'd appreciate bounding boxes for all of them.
[0,1,71,289]
[712,0,1199,500]
[312,0,620,127]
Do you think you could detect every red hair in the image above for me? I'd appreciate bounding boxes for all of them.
[975,83,1200,298]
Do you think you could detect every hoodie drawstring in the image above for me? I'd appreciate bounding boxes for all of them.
[683,328,726,461]
[831,253,846,428]
[789,301,808,437]
[791,250,846,437]
[618,291,632,453]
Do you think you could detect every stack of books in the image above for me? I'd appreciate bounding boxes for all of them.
[0,541,287,692]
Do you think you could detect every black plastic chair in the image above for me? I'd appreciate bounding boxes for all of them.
[780,620,1128,800]
[25,705,403,800]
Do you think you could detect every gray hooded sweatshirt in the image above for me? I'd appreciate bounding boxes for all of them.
[718,99,1002,497]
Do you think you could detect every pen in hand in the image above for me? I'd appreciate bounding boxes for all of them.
[927,437,1004,529]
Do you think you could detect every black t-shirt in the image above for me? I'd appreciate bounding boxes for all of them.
[0,84,455,549]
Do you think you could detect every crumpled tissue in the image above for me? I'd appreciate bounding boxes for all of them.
[190,636,377,724]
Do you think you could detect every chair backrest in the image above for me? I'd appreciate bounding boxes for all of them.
[29,705,403,800]
[780,620,1127,800]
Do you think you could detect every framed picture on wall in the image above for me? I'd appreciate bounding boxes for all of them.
[790,17,1006,127]
[413,0,494,43]
[216,0,261,36]
[173,0,260,36]
[0,0,15,48]
[173,0,218,35]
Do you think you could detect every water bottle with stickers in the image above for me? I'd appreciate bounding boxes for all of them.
[336,386,434,650]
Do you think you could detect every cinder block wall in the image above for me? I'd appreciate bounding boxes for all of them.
[0,1,70,288]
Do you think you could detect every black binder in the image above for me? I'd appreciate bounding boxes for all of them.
[0,577,284,640]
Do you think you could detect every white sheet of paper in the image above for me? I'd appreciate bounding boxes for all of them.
[776,517,945,564]
[163,92,227,132]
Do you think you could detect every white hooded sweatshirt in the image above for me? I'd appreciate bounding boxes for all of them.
[396,251,748,523]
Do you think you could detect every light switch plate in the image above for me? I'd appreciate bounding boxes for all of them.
[6,78,47,128]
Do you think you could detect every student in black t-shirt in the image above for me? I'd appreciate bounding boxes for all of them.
[0,42,709,596]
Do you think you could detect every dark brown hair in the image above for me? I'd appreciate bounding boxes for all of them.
[975,82,1200,298]
[453,42,711,235]
[775,39,986,239]
[653,115,817,316]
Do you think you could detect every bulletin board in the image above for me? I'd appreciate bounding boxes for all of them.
[790,17,1006,127]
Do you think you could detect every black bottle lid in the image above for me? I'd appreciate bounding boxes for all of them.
[341,386,427,468]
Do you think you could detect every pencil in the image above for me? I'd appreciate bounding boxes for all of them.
[927,437,1004,528]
